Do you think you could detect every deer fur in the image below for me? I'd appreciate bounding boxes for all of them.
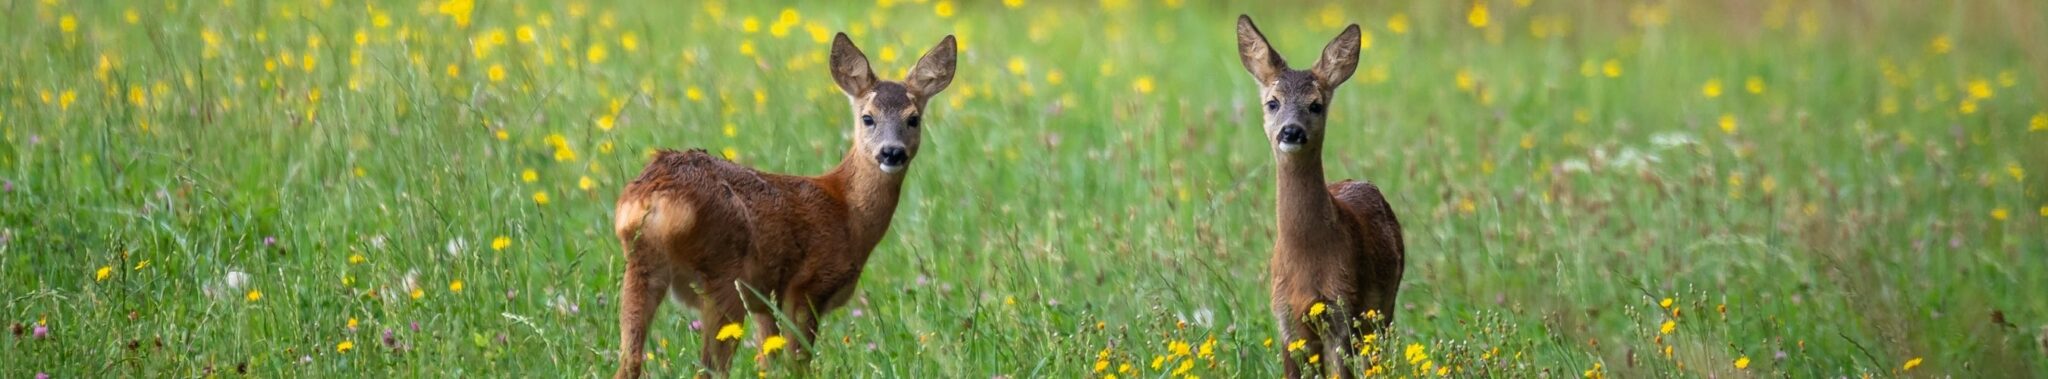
[1235,15,1406,379]
[611,33,956,378]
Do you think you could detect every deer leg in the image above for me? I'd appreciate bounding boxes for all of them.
[1319,303,1359,379]
[697,283,747,377]
[1276,306,1316,379]
[784,299,824,368]
[615,257,670,379]
[750,310,784,366]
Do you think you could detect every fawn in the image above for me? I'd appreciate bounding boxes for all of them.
[1233,15,1406,379]
[611,33,956,378]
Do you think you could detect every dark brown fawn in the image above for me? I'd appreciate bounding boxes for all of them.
[611,33,955,378]
[1234,15,1405,379]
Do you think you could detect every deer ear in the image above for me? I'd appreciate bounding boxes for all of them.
[1236,15,1288,85]
[905,35,958,97]
[829,33,878,97]
[1311,24,1362,89]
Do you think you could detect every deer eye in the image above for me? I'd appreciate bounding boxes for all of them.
[906,115,922,128]
[1307,103,1325,114]
[861,115,875,126]
[1264,99,1279,111]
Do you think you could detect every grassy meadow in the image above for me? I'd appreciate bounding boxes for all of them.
[6,0,2048,377]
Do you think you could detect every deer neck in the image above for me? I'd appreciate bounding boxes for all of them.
[820,147,906,249]
[1274,152,1341,250]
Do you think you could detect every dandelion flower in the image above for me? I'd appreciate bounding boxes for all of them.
[487,64,506,82]
[348,254,367,264]
[1388,13,1410,34]
[246,290,263,302]
[1660,320,1675,334]
[1467,2,1489,28]
[587,44,608,64]
[337,340,355,353]
[1746,76,1766,94]
[2030,113,2046,131]
[715,323,744,341]
[521,169,539,183]
[347,317,359,330]
[1308,302,1327,317]
[1734,356,1750,369]
[1287,339,1307,352]
[96,266,113,282]
[1702,79,1723,98]
[934,1,956,17]
[1719,114,1738,134]
[1992,208,2008,221]
[1133,76,1155,94]
[1903,357,1923,371]
[532,191,551,206]
[449,280,464,293]
[410,288,425,300]
[579,176,596,190]
[492,236,511,251]
[760,335,788,355]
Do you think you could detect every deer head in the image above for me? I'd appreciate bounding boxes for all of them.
[1235,15,1361,157]
[828,33,958,174]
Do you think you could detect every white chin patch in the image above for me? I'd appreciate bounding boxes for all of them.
[1277,143,1303,153]
[878,164,906,174]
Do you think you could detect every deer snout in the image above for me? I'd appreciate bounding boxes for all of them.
[875,145,910,173]
[1276,125,1308,153]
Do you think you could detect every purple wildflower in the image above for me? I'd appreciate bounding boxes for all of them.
[32,323,48,339]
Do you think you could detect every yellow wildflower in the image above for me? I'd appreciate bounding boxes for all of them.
[532,191,551,206]
[492,236,511,251]
[1468,2,1489,28]
[1903,357,1923,371]
[449,280,464,293]
[761,335,787,355]
[1308,302,1327,317]
[96,266,113,282]
[337,340,355,353]
[716,323,745,341]
[1734,356,1750,369]
[246,290,263,302]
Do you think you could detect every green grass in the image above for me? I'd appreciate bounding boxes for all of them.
[5,0,2047,377]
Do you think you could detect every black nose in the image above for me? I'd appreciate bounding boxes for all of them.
[1277,126,1308,145]
[876,146,909,166]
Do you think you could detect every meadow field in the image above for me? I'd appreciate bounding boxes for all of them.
[5,0,2047,377]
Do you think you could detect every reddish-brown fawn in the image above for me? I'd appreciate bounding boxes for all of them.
[1234,15,1406,379]
[611,33,956,378]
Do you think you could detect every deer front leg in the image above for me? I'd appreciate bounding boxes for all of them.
[750,310,784,366]
[615,259,670,379]
[697,284,747,377]
[1276,305,1317,379]
[784,300,824,368]
[1318,302,1359,379]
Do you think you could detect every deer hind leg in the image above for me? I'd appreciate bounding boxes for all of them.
[696,282,748,376]
[615,250,671,379]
